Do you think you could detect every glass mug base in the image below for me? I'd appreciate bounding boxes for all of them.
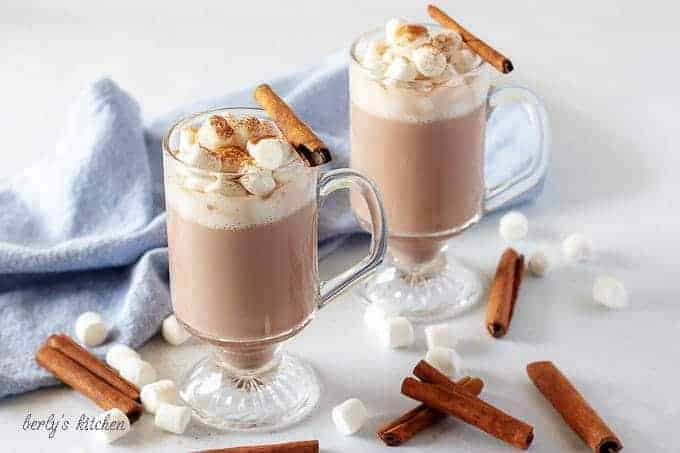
[357,245,486,323]
[178,348,321,432]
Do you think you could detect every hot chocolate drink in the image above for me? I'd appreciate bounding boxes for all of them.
[350,18,490,267]
[164,111,318,367]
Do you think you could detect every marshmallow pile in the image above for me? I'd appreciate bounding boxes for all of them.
[357,18,480,84]
[174,114,300,198]
[71,311,194,443]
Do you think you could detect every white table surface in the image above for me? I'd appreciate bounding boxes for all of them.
[1,0,679,451]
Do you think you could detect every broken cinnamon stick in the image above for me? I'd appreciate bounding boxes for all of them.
[253,84,331,167]
[36,344,143,422]
[401,377,534,449]
[485,248,524,338]
[527,361,623,453]
[192,440,319,453]
[427,4,514,74]
[377,376,483,446]
[47,333,140,401]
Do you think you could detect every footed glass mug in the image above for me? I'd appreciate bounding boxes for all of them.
[350,25,550,322]
[162,107,387,431]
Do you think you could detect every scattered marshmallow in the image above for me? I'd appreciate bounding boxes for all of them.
[196,115,235,150]
[105,344,140,371]
[119,358,157,388]
[141,379,178,414]
[499,211,529,242]
[75,312,108,347]
[425,347,459,377]
[332,398,368,435]
[154,403,192,434]
[246,137,294,170]
[363,303,400,331]
[562,233,592,262]
[528,250,551,277]
[593,276,628,309]
[384,57,418,82]
[94,408,130,444]
[161,314,191,346]
[424,323,458,349]
[239,170,277,197]
[379,316,414,348]
[412,45,447,78]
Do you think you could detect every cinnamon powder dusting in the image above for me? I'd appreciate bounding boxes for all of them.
[210,145,253,172]
[208,115,234,138]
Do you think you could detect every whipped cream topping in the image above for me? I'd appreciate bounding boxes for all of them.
[166,113,315,229]
[351,18,490,122]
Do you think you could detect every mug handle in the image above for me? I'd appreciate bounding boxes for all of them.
[317,169,388,308]
[484,86,551,211]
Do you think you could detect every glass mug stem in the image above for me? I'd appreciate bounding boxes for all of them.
[317,169,388,308]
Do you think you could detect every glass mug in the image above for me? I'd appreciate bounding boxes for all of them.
[162,107,387,431]
[349,25,550,322]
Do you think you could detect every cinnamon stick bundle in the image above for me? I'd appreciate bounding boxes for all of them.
[47,333,140,401]
[427,4,514,74]
[377,375,483,446]
[401,378,534,449]
[254,84,331,167]
[36,343,143,422]
[193,440,319,453]
[527,361,623,453]
[485,248,525,338]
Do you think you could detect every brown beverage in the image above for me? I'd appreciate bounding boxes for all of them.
[350,20,491,268]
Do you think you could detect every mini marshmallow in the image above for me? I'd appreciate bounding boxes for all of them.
[593,276,628,309]
[362,40,388,71]
[499,211,529,242]
[412,45,447,78]
[196,115,235,150]
[452,48,479,74]
[562,233,592,262]
[141,379,178,414]
[105,344,140,371]
[155,403,192,434]
[384,57,418,82]
[204,175,249,197]
[178,125,197,154]
[119,358,157,388]
[94,408,130,444]
[385,18,407,44]
[425,346,459,377]
[75,311,107,347]
[528,250,551,277]
[246,137,294,170]
[379,316,414,348]
[332,398,368,435]
[161,314,191,346]
[424,323,458,349]
[239,170,276,197]
[178,143,222,173]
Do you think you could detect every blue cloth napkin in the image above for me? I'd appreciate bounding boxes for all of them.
[0,50,549,398]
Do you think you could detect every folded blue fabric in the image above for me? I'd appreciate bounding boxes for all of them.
[0,50,548,398]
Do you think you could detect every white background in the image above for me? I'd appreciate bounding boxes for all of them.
[1,0,679,451]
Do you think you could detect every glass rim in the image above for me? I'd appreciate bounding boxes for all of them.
[348,22,486,84]
[162,106,302,177]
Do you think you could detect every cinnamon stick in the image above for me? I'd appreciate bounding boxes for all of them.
[527,361,623,453]
[377,376,483,446]
[427,4,514,74]
[485,248,524,338]
[47,333,140,401]
[192,440,319,453]
[36,344,143,422]
[401,378,534,449]
[253,84,331,167]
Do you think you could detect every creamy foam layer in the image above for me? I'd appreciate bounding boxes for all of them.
[165,160,316,230]
[350,61,489,122]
